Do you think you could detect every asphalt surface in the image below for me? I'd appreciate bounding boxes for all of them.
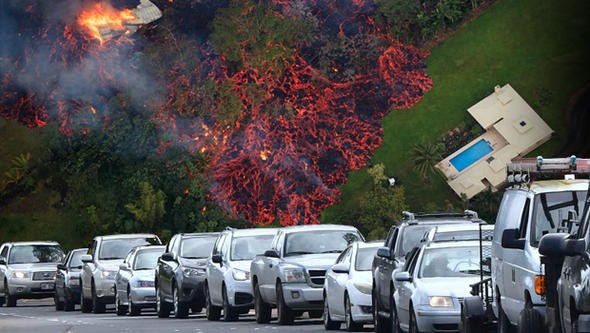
[0,298,373,333]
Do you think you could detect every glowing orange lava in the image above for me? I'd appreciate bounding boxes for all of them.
[77,3,136,43]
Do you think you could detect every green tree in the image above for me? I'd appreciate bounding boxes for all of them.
[410,141,442,177]
[125,182,166,233]
[375,0,421,43]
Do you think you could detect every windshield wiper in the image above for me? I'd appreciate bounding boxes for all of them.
[321,250,342,254]
[182,256,206,259]
[285,251,314,256]
[100,257,123,260]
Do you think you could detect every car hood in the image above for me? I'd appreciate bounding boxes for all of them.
[230,260,251,272]
[179,257,208,269]
[97,260,124,272]
[352,270,372,283]
[132,269,156,281]
[416,276,482,298]
[282,253,339,269]
[7,263,59,271]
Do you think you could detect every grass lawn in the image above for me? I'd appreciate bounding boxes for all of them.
[322,0,590,222]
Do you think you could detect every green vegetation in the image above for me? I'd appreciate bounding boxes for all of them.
[323,0,590,224]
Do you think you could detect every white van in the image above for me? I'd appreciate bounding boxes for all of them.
[492,157,589,332]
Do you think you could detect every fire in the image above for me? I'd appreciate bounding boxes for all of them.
[77,2,136,43]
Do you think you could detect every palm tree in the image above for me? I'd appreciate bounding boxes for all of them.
[410,141,442,177]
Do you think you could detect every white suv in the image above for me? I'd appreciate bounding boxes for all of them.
[204,227,278,321]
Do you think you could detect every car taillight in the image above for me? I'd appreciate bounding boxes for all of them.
[535,275,545,295]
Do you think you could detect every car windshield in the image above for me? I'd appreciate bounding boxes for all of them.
[69,250,85,268]
[99,237,160,260]
[531,190,587,246]
[133,249,165,270]
[355,247,379,271]
[230,234,275,261]
[284,230,362,257]
[180,236,217,259]
[420,245,491,278]
[397,225,434,257]
[9,245,64,264]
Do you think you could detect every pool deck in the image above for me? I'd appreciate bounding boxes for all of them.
[436,84,553,199]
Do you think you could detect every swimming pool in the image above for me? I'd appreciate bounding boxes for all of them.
[450,139,493,172]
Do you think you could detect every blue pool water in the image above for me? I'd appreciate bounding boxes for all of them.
[450,139,493,172]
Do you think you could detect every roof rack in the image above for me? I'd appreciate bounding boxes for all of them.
[507,156,590,185]
[402,210,481,221]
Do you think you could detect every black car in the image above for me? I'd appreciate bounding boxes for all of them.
[155,232,219,318]
[54,248,88,311]
[371,210,483,333]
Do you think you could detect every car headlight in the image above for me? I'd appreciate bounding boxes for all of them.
[284,268,306,283]
[232,269,250,281]
[353,280,372,295]
[183,267,206,278]
[134,280,155,288]
[11,271,31,279]
[428,296,453,307]
[68,278,80,286]
[100,270,117,279]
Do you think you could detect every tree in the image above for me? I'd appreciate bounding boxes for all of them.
[125,182,166,233]
[375,0,421,43]
[410,141,442,177]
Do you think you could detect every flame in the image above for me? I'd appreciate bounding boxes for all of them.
[77,3,136,43]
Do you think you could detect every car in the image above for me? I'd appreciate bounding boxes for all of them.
[54,247,88,311]
[422,223,494,244]
[492,157,589,332]
[205,227,279,321]
[0,241,65,307]
[250,224,364,325]
[372,210,483,333]
[80,234,162,314]
[323,241,381,331]
[115,245,165,316]
[392,240,492,333]
[155,232,219,319]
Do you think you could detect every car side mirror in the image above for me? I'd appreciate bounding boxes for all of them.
[377,247,393,260]
[211,254,222,264]
[57,263,66,270]
[501,228,525,250]
[539,233,586,257]
[119,263,129,270]
[160,253,174,262]
[80,254,93,263]
[263,249,280,258]
[394,271,412,282]
[331,262,350,274]
[0,257,6,265]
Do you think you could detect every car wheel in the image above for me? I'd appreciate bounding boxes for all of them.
[80,286,92,313]
[254,282,271,324]
[323,292,341,330]
[5,282,16,308]
[156,287,170,318]
[172,284,189,319]
[518,307,545,333]
[115,289,127,316]
[205,283,221,321]
[222,286,238,322]
[128,288,141,316]
[63,291,74,312]
[373,290,389,333]
[409,307,420,333]
[391,294,401,333]
[344,294,363,331]
[276,282,294,325]
[54,292,64,311]
[91,282,106,314]
[497,300,516,333]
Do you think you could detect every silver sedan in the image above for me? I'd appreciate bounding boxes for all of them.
[115,245,165,316]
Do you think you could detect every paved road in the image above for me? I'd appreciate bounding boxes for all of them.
[0,298,373,333]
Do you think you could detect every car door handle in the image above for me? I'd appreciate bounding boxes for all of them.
[269,263,273,268]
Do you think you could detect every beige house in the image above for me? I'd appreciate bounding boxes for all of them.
[436,84,553,199]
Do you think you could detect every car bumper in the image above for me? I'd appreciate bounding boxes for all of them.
[179,276,206,305]
[414,305,462,333]
[349,291,373,323]
[130,287,157,307]
[7,279,55,299]
[65,285,81,302]
[226,279,253,308]
[281,283,323,310]
[94,278,116,301]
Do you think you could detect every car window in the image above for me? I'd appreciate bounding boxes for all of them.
[180,236,217,259]
[8,245,64,264]
[99,238,159,260]
[419,245,490,278]
[69,251,85,268]
[134,249,165,270]
[335,247,351,264]
[397,225,434,258]
[530,190,587,246]
[518,198,531,239]
[284,230,362,257]
[230,234,274,261]
[1,245,8,260]
[355,247,379,271]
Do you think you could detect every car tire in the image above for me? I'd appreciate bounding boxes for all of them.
[409,307,420,333]
[222,286,238,322]
[5,284,16,308]
[205,284,221,321]
[128,289,141,316]
[80,287,92,313]
[323,292,341,330]
[63,293,74,312]
[277,282,294,325]
[54,292,64,311]
[156,287,170,318]
[0,296,4,307]
[373,291,389,333]
[391,297,401,333]
[345,294,363,331]
[254,282,271,324]
[115,290,127,316]
[497,301,516,333]
[518,307,545,333]
[172,284,189,319]
[91,282,105,314]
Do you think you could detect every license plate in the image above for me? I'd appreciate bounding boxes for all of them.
[41,283,54,290]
